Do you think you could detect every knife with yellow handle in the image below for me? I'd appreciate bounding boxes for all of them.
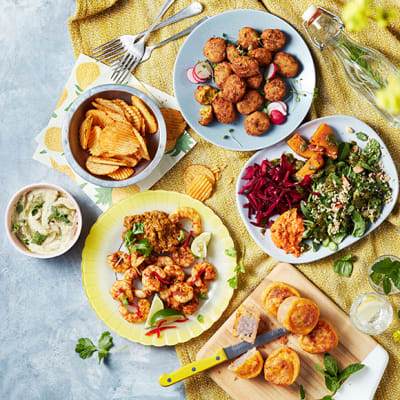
[159,327,290,386]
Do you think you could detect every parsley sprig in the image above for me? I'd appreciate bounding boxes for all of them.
[227,247,245,289]
[48,206,71,225]
[124,223,152,257]
[315,353,364,398]
[75,331,126,364]
[31,231,47,245]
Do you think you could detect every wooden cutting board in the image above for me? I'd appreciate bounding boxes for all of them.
[197,263,380,400]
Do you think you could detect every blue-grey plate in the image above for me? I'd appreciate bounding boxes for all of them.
[173,9,316,151]
[236,115,399,263]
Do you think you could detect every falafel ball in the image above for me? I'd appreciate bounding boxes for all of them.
[238,27,260,50]
[248,47,272,67]
[244,111,270,136]
[245,73,263,89]
[222,74,246,103]
[212,97,236,124]
[231,56,260,78]
[273,52,299,78]
[199,105,213,126]
[237,90,264,115]
[261,29,286,52]
[227,44,240,62]
[203,37,226,63]
[264,77,286,102]
[194,85,219,105]
[214,61,233,88]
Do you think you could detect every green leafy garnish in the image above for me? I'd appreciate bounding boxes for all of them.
[12,224,20,233]
[356,132,368,141]
[198,293,208,300]
[133,238,153,257]
[31,202,44,216]
[16,203,23,213]
[299,384,305,399]
[228,128,234,132]
[75,331,126,364]
[48,206,71,225]
[197,314,204,323]
[122,296,129,306]
[178,230,185,242]
[351,210,366,237]
[131,222,144,235]
[316,353,364,398]
[31,231,47,245]
[225,248,237,257]
[228,247,246,289]
[333,254,354,277]
[370,257,400,294]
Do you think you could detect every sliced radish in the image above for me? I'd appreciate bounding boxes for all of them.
[194,61,213,80]
[265,63,277,80]
[270,109,286,124]
[192,67,207,83]
[186,67,205,84]
[267,101,287,116]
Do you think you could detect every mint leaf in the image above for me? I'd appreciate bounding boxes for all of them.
[383,275,392,294]
[369,271,383,285]
[338,363,365,382]
[324,375,339,392]
[299,384,305,399]
[333,254,353,277]
[324,353,339,377]
[372,257,395,274]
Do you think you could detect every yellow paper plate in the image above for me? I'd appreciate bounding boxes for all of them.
[81,190,236,346]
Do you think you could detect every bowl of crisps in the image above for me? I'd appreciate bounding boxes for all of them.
[62,84,166,187]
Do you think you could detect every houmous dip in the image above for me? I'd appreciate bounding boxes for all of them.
[12,188,77,254]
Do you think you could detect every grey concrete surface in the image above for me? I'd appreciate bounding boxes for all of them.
[0,1,186,399]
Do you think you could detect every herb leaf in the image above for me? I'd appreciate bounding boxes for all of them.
[31,231,47,245]
[325,375,339,392]
[299,384,305,399]
[131,222,144,235]
[225,248,237,257]
[372,257,395,274]
[383,275,392,294]
[178,230,185,242]
[338,363,365,382]
[351,210,366,237]
[98,331,113,352]
[369,271,383,285]
[333,254,354,277]
[197,314,204,323]
[16,203,23,213]
[198,293,208,300]
[133,238,153,257]
[75,338,98,359]
[228,274,238,289]
[48,206,71,225]
[324,353,339,377]
[12,223,20,233]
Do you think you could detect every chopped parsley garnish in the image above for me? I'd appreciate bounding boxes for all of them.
[31,202,44,216]
[198,293,208,300]
[12,224,20,233]
[197,314,204,323]
[228,128,234,132]
[31,231,47,245]
[228,247,246,289]
[133,239,153,257]
[225,248,237,257]
[48,206,71,225]
[16,203,23,213]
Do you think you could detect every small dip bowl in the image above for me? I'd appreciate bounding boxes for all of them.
[5,183,82,258]
[62,84,167,188]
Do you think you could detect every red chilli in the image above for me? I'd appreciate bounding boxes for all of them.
[188,268,205,286]
[182,230,193,248]
[128,302,142,319]
[152,271,170,285]
[145,320,177,338]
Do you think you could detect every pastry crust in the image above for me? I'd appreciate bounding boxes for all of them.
[277,297,320,334]
[299,318,339,354]
[264,346,300,386]
[228,348,264,379]
[261,281,300,317]
[232,304,260,343]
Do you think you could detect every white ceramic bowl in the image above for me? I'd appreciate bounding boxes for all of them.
[5,183,82,258]
[62,84,167,188]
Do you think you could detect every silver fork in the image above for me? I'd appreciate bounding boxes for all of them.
[111,0,177,83]
[109,16,209,69]
[91,2,203,63]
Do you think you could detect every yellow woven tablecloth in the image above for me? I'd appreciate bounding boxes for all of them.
[68,1,400,399]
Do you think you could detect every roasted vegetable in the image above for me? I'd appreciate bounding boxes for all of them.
[309,123,338,159]
[287,133,320,158]
[296,153,324,179]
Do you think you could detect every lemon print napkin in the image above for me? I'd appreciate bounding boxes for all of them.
[66,1,400,400]
[33,54,196,211]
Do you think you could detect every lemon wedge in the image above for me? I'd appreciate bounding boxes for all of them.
[145,294,164,328]
[357,294,384,324]
[191,232,212,258]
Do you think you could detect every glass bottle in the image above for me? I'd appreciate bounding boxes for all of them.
[302,6,400,128]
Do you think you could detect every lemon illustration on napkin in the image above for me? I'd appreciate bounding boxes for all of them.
[55,88,68,110]
[50,156,77,183]
[76,62,100,90]
[44,127,63,152]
